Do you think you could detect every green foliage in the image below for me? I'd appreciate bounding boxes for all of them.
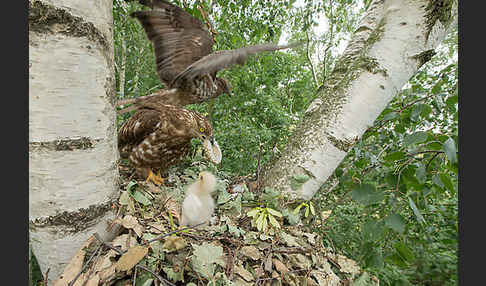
[113,1,457,285]
[247,206,283,232]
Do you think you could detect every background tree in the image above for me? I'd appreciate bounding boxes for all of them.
[29,0,119,283]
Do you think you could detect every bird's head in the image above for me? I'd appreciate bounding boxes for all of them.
[193,114,222,165]
[216,77,232,97]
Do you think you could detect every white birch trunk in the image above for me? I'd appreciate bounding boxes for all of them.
[29,0,119,283]
[262,0,457,199]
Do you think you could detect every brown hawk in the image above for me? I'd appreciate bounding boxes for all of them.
[118,0,302,113]
[118,101,221,184]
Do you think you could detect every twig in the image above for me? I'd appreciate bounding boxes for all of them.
[196,0,217,40]
[136,264,176,286]
[144,222,206,245]
[93,233,125,255]
[397,93,436,113]
[407,150,444,157]
[132,264,138,286]
[426,151,442,170]
[256,143,263,185]
[68,242,103,286]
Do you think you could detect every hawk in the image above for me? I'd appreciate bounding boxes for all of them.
[118,101,221,184]
[118,0,302,113]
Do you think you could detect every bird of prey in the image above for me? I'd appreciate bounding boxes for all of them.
[181,171,217,226]
[118,0,302,112]
[118,101,221,184]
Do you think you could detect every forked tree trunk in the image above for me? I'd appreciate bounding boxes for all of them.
[262,0,458,199]
[29,0,119,283]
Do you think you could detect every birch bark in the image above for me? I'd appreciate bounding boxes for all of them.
[29,0,119,283]
[262,0,458,199]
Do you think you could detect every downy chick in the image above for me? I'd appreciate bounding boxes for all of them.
[181,171,217,226]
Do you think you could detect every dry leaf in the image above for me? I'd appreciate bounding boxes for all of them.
[162,236,187,252]
[272,259,289,274]
[112,234,138,252]
[234,264,254,282]
[240,246,262,260]
[264,254,273,273]
[147,222,166,234]
[98,264,116,282]
[120,215,145,237]
[53,235,95,285]
[115,245,149,272]
[336,254,360,275]
[85,274,100,286]
[164,197,181,222]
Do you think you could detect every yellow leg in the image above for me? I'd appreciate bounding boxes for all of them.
[145,169,165,185]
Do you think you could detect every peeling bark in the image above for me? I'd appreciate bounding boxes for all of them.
[262,0,457,200]
[29,0,118,283]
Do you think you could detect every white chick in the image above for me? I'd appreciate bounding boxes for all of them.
[181,171,217,227]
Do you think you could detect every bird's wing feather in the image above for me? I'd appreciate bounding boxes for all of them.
[118,108,161,149]
[131,0,214,86]
[171,42,303,86]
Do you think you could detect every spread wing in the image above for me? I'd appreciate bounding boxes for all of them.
[130,0,214,87]
[171,42,303,87]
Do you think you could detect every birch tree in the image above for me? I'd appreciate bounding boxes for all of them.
[29,0,119,283]
[261,0,458,200]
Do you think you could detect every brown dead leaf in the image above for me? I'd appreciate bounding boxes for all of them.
[164,197,181,222]
[85,273,100,286]
[112,234,138,252]
[115,245,149,272]
[120,215,145,237]
[273,259,289,274]
[162,236,187,252]
[98,264,116,282]
[234,264,254,282]
[147,221,166,234]
[264,254,273,273]
[240,245,262,260]
[53,235,95,286]
[336,254,360,275]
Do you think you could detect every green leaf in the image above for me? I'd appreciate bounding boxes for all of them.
[403,131,428,147]
[266,208,282,217]
[131,190,152,206]
[440,173,455,192]
[365,247,384,269]
[305,205,310,217]
[351,184,384,206]
[383,112,398,121]
[362,219,384,241]
[191,243,225,280]
[247,208,261,218]
[309,202,315,215]
[268,214,280,229]
[408,197,425,224]
[415,164,426,184]
[217,189,232,205]
[384,213,406,233]
[290,174,310,190]
[394,242,415,262]
[126,181,138,192]
[384,151,406,161]
[442,137,457,163]
[293,203,304,214]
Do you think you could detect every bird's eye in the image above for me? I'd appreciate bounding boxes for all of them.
[200,127,205,132]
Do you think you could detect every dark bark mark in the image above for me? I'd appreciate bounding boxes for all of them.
[29,0,110,52]
[411,49,437,68]
[424,0,454,41]
[29,137,103,152]
[30,200,115,233]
